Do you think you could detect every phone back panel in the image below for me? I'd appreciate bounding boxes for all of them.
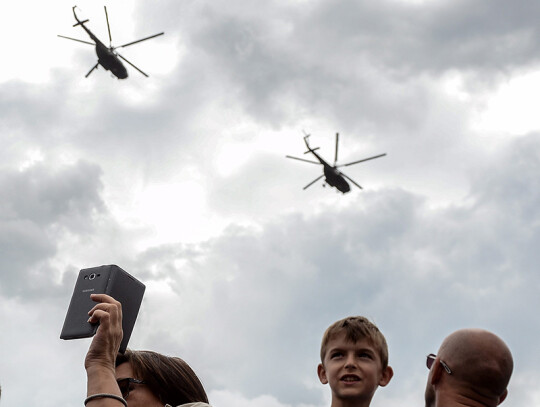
[106,265,146,352]
[60,265,145,353]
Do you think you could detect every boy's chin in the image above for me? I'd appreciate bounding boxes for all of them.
[335,387,376,402]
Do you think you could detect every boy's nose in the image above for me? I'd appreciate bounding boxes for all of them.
[344,354,357,368]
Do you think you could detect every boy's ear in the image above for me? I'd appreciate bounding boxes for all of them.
[317,363,329,384]
[378,366,394,387]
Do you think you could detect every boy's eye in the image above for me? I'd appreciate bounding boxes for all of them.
[330,352,343,359]
[358,352,373,359]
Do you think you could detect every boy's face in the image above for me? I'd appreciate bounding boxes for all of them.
[318,333,393,405]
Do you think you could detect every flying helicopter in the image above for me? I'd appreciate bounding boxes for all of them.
[286,132,386,193]
[58,6,164,79]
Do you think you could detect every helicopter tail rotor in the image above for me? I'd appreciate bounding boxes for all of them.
[72,6,89,27]
[301,131,321,154]
[73,18,89,27]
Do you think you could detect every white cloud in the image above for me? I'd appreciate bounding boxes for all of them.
[472,69,540,135]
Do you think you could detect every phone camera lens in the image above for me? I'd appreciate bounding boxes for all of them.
[89,273,96,280]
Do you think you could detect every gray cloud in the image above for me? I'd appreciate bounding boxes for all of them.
[151,0,540,130]
[0,160,105,296]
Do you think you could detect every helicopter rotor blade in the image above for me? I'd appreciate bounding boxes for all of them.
[104,6,113,46]
[334,132,339,166]
[341,172,363,190]
[57,35,95,46]
[117,32,164,48]
[85,62,100,78]
[285,155,321,165]
[116,53,149,77]
[303,175,324,190]
[338,153,387,167]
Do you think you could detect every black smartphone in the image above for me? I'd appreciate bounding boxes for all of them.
[60,265,145,353]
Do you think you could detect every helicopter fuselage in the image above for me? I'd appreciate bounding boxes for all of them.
[95,43,128,79]
[323,166,350,193]
[309,149,350,193]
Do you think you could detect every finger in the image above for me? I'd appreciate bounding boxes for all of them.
[88,308,111,324]
[87,301,122,317]
[88,295,122,314]
[87,299,121,313]
[90,293,120,305]
[88,309,122,330]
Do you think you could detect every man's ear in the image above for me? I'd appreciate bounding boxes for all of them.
[317,363,328,384]
[429,358,444,385]
[379,366,394,387]
[497,389,508,405]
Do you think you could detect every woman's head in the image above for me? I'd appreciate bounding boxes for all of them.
[116,350,209,406]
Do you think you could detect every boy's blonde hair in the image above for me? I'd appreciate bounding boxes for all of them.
[320,316,389,369]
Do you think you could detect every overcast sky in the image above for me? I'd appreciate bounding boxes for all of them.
[1,0,540,406]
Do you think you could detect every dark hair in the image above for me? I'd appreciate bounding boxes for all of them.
[116,350,209,405]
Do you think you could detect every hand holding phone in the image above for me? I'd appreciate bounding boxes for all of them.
[60,265,145,353]
[84,294,124,371]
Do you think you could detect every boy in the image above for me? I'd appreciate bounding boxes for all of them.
[317,316,393,407]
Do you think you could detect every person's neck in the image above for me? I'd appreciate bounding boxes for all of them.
[330,396,372,407]
[435,392,494,407]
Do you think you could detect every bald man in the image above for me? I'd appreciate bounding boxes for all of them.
[425,329,513,407]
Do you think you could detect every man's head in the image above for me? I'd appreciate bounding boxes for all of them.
[425,328,513,407]
[318,316,393,407]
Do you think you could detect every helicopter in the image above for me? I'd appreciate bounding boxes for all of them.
[58,6,164,79]
[286,132,386,193]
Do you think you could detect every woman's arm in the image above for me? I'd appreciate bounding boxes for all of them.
[84,294,125,407]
